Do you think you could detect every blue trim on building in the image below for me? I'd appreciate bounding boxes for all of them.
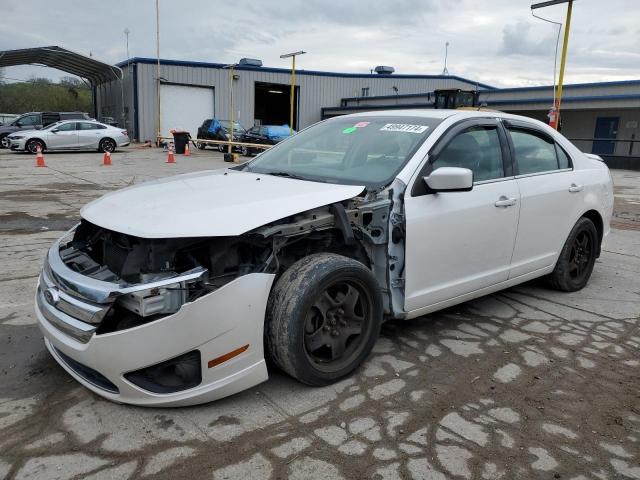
[486,93,640,106]
[116,57,496,90]
[487,78,640,93]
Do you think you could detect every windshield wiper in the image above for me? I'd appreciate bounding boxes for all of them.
[266,171,307,180]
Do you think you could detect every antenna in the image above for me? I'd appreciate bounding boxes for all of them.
[442,42,449,75]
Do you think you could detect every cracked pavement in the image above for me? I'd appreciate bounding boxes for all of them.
[0,149,639,479]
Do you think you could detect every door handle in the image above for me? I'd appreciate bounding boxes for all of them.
[568,183,584,193]
[495,196,517,207]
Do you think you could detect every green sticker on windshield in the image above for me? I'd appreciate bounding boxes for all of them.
[342,126,358,134]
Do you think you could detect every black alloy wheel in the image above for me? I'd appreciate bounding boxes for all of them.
[303,279,372,373]
[99,138,116,153]
[266,253,382,386]
[26,139,45,154]
[547,216,598,292]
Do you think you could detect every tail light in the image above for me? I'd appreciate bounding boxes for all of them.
[121,130,129,136]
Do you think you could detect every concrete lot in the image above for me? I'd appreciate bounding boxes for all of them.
[0,147,639,480]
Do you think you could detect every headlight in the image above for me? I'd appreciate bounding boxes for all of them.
[224,133,230,139]
[9,135,23,140]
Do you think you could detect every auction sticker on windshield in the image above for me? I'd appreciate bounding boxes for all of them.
[380,124,429,133]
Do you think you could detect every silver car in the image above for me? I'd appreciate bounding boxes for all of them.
[7,120,130,153]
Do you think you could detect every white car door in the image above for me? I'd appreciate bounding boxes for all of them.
[46,122,78,149]
[403,119,520,311]
[503,121,585,277]
[77,122,102,148]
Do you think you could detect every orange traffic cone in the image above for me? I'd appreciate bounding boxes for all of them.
[35,146,46,167]
[102,151,112,166]
[184,143,190,156]
[167,146,176,164]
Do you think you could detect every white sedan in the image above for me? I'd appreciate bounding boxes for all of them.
[34,110,613,406]
[8,120,129,153]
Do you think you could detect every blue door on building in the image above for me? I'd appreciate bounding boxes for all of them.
[592,117,619,155]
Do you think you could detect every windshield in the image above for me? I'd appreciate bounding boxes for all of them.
[244,116,442,187]
[220,120,245,132]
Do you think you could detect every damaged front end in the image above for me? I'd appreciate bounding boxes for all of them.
[35,179,408,405]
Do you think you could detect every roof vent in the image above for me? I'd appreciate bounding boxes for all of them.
[239,58,263,67]
[374,66,395,75]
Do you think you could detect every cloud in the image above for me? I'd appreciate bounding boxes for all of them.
[499,21,557,56]
[0,0,638,88]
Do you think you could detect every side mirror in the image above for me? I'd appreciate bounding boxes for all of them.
[51,129,59,133]
[424,167,473,192]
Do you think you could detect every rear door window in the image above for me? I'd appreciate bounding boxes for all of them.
[507,128,571,175]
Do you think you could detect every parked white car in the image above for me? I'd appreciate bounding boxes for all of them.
[35,110,613,406]
[8,120,129,153]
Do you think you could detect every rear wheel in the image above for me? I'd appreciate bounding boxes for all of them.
[266,253,382,386]
[26,139,45,154]
[547,217,599,292]
[99,138,116,153]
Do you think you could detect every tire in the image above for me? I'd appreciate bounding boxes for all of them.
[196,142,206,150]
[547,217,599,292]
[266,253,382,386]
[0,134,9,149]
[241,146,249,156]
[218,144,226,152]
[99,138,116,153]
[26,139,45,154]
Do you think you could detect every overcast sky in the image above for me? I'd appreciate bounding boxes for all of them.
[1,0,639,88]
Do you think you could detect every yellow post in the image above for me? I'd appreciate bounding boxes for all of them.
[289,55,296,136]
[228,64,234,155]
[555,0,573,130]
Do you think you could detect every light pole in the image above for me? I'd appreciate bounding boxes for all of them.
[531,0,575,130]
[155,0,161,144]
[280,51,306,135]
[442,42,449,76]
[222,63,238,155]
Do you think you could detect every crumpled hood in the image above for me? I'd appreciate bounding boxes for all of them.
[81,169,364,238]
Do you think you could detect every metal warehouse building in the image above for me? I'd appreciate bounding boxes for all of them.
[95,57,639,166]
[95,58,491,142]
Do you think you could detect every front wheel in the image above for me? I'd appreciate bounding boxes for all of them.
[241,145,249,156]
[547,217,599,292]
[99,138,116,153]
[0,134,9,149]
[26,139,45,154]
[196,141,206,150]
[266,253,382,386]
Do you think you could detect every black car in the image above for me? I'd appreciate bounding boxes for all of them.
[240,125,296,156]
[0,111,92,148]
[196,119,246,152]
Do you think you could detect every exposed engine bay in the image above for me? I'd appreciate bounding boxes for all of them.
[59,179,407,333]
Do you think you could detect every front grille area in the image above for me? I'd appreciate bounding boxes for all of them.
[54,347,119,394]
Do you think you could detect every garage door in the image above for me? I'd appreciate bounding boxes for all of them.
[160,84,214,138]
